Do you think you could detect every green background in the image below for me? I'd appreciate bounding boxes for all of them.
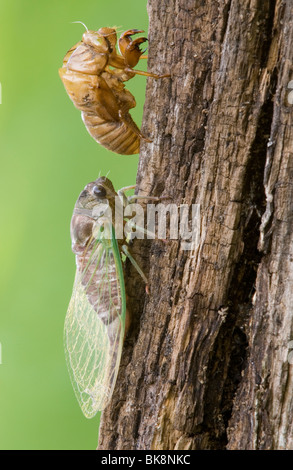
[0,0,148,450]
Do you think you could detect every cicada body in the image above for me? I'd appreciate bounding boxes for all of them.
[59,27,169,155]
[65,176,166,417]
[64,177,127,417]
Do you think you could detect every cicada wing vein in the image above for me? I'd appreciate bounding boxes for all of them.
[64,232,126,418]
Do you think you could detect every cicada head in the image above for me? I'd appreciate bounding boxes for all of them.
[75,177,116,210]
[97,27,118,52]
[82,27,117,54]
[70,177,118,254]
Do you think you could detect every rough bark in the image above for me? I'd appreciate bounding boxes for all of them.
[98,0,293,450]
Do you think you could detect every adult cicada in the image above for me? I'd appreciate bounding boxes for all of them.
[59,26,169,155]
[65,176,154,418]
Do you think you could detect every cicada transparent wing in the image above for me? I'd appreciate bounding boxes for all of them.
[64,222,126,418]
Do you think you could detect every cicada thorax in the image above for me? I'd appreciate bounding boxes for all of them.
[59,28,143,154]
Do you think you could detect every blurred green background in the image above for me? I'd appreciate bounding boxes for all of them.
[0,0,148,450]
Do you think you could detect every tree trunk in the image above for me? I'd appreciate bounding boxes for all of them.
[98,0,293,450]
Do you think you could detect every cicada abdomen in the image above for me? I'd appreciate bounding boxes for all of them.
[80,74,142,155]
[59,27,169,155]
[64,178,126,417]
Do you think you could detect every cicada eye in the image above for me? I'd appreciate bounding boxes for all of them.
[93,185,107,198]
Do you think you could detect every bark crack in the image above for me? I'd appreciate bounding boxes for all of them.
[200,8,279,446]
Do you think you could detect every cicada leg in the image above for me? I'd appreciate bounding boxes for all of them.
[118,185,170,204]
[118,186,170,222]
[118,30,147,68]
[122,244,148,285]
[118,184,136,193]
[124,219,156,241]
[127,194,170,203]
[124,67,171,79]
[117,185,136,207]
[117,28,170,78]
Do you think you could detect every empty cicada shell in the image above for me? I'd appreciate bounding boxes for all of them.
[59,27,170,155]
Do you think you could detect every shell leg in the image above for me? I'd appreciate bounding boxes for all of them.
[124,67,170,79]
[118,30,148,68]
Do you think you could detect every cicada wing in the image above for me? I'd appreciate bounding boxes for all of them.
[64,236,126,418]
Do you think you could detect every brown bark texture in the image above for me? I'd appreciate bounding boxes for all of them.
[98,0,293,450]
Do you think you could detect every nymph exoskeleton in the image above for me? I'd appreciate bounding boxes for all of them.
[59,27,170,155]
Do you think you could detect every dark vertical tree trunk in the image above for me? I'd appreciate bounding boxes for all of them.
[98,0,293,450]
